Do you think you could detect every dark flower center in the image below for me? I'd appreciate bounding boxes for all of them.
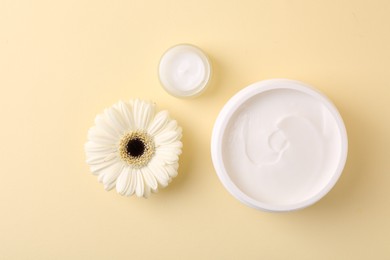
[119,131,155,167]
[126,138,145,157]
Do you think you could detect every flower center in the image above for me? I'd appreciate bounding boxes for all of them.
[119,131,155,168]
[126,138,145,157]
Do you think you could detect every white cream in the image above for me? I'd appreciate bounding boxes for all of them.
[159,44,211,97]
[211,79,348,212]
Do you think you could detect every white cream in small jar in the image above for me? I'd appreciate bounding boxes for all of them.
[211,79,348,212]
[158,44,211,98]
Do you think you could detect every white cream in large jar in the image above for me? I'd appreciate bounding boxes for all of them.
[211,79,348,212]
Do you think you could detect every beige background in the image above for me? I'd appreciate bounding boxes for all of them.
[1,0,390,259]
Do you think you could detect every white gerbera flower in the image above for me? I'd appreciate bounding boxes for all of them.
[85,99,182,198]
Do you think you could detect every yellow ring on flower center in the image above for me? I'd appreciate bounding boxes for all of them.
[119,131,155,168]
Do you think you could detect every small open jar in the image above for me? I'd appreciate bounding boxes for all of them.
[158,44,211,98]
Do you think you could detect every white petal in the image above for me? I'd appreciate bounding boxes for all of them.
[154,131,180,146]
[154,142,182,160]
[163,140,183,149]
[94,114,118,138]
[87,135,116,146]
[85,141,116,153]
[102,163,123,187]
[154,149,179,164]
[88,125,118,140]
[89,158,120,174]
[117,101,135,130]
[143,185,151,198]
[165,163,179,178]
[86,152,117,165]
[125,168,137,196]
[172,162,179,171]
[141,167,158,191]
[161,121,182,140]
[97,171,105,182]
[176,126,183,137]
[104,107,127,135]
[165,120,178,132]
[147,110,169,136]
[135,169,144,197]
[104,181,116,191]
[116,167,131,195]
[133,99,155,130]
[148,159,169,187]
[88,126,117,144]
[156,143,182,155]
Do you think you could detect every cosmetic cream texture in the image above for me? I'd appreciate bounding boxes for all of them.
[223,89,342,206]
[165,51,206,91]
[159,45,210,96]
